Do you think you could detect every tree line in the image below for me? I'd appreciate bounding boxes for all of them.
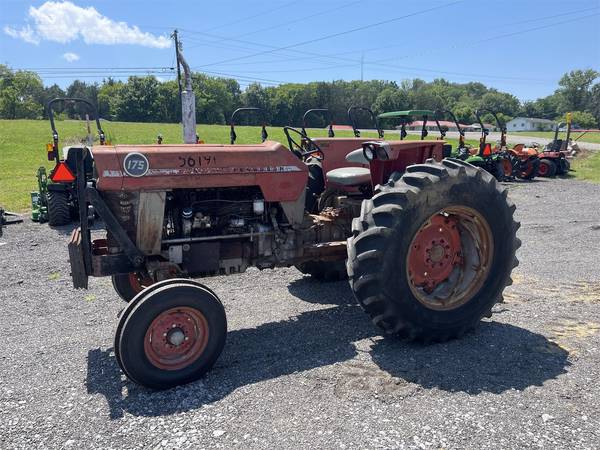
[1,64,598,129]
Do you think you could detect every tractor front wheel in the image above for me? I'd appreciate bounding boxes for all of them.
[347,159,520,342]
[115,281,227,389]
[47,190,71,226]
[112,272,154,302]
[538,158,556,177]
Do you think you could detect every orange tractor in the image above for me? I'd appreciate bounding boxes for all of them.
[479,109,540,180]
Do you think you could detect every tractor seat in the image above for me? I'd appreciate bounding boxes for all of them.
[326,167,371,186]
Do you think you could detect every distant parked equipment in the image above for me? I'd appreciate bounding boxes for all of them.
[31,98,105,226]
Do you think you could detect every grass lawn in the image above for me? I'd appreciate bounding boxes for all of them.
[571,151,600,183]
[0,118,476,212]
[509,131,600,144]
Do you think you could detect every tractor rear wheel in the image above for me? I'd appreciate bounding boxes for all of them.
[538,158,556,177]
[518,157,540,180]
[115,281,227,389]
[47,190,71,226]
[112,272,154,302]
[557,158,570,175]
[295,260,347,281]
[347,159,520,342]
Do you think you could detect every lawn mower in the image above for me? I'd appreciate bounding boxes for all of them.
[536,116,572,177]
[480,108,539,180]
[377,110,434,141]
[229,107,268,144]
[31,97,105,226]
[65,108,519,389]
[0,207,22,237]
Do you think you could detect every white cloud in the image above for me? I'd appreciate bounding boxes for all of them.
[3,24,40,44]
[4,1,171,48]
[62,51,79,62]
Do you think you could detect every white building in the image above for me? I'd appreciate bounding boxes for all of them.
[506,117,555,132]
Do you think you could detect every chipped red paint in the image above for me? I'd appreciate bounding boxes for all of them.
[93,141,308,202]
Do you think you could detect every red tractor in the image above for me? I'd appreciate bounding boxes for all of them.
[66,121,520,389]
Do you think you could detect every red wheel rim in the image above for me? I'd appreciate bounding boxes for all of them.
[129,273,153,294]
[144,307,209,370]
[407,207,493,311]
[538,162,548,176]
[407,215,462,293]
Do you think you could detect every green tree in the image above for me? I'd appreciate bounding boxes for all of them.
[0,66,44,119]
[556,69,599,112]
[569,111,597,129]
[587,83,600,127]
[114,76,161,122]
[478,91,520,118]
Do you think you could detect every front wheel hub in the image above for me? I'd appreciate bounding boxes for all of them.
[144,307,209,370]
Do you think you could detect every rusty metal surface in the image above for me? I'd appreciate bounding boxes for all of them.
[136,191,166,255]
[93,141,308,202]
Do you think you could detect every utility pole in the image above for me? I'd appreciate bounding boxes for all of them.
[171,30,183,122]
[171,30,196,144]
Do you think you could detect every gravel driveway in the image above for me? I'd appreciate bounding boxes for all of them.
[1,178,599,449]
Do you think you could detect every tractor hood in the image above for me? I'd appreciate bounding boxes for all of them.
[92,141,308,202]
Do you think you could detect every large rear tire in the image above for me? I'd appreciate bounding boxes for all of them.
[115,281,227,389]
[47,190,71,226]
[538,158,556,177]
[346,158,520,342]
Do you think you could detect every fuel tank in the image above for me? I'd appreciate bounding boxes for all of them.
[92,141,308,202]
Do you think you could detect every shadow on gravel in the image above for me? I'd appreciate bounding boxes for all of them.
[86,307,569,419]
[287,277,354,305]
[370,321,570,394]
[86,303,373,419]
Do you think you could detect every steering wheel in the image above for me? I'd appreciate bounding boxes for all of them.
[283,126,324,161]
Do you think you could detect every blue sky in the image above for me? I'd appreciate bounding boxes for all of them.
[1,0,599,101]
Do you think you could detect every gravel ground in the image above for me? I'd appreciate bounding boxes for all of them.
[1,177,599,449]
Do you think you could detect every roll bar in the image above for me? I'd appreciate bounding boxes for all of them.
[47,97,105,161]
[229,107,268,144]
[435,109,465,148]
[348,106,383,139]
[478,108,507,149]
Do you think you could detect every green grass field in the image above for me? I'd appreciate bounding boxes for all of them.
[509,131,600,144]
[3,118,598,212]
[571,151,600,183]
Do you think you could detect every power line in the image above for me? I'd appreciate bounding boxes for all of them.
[194,1,465,68]
[193,11,598,84]
[199,0,300,33]
[355,6,600,57]
[15,66,174,71]
[184,0,362,44]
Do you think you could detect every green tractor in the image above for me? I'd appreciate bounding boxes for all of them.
[440,109,513,182]
[31,98,105,226]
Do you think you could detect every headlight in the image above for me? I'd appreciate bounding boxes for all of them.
[363,146,375,161]
[375,146,389,160]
